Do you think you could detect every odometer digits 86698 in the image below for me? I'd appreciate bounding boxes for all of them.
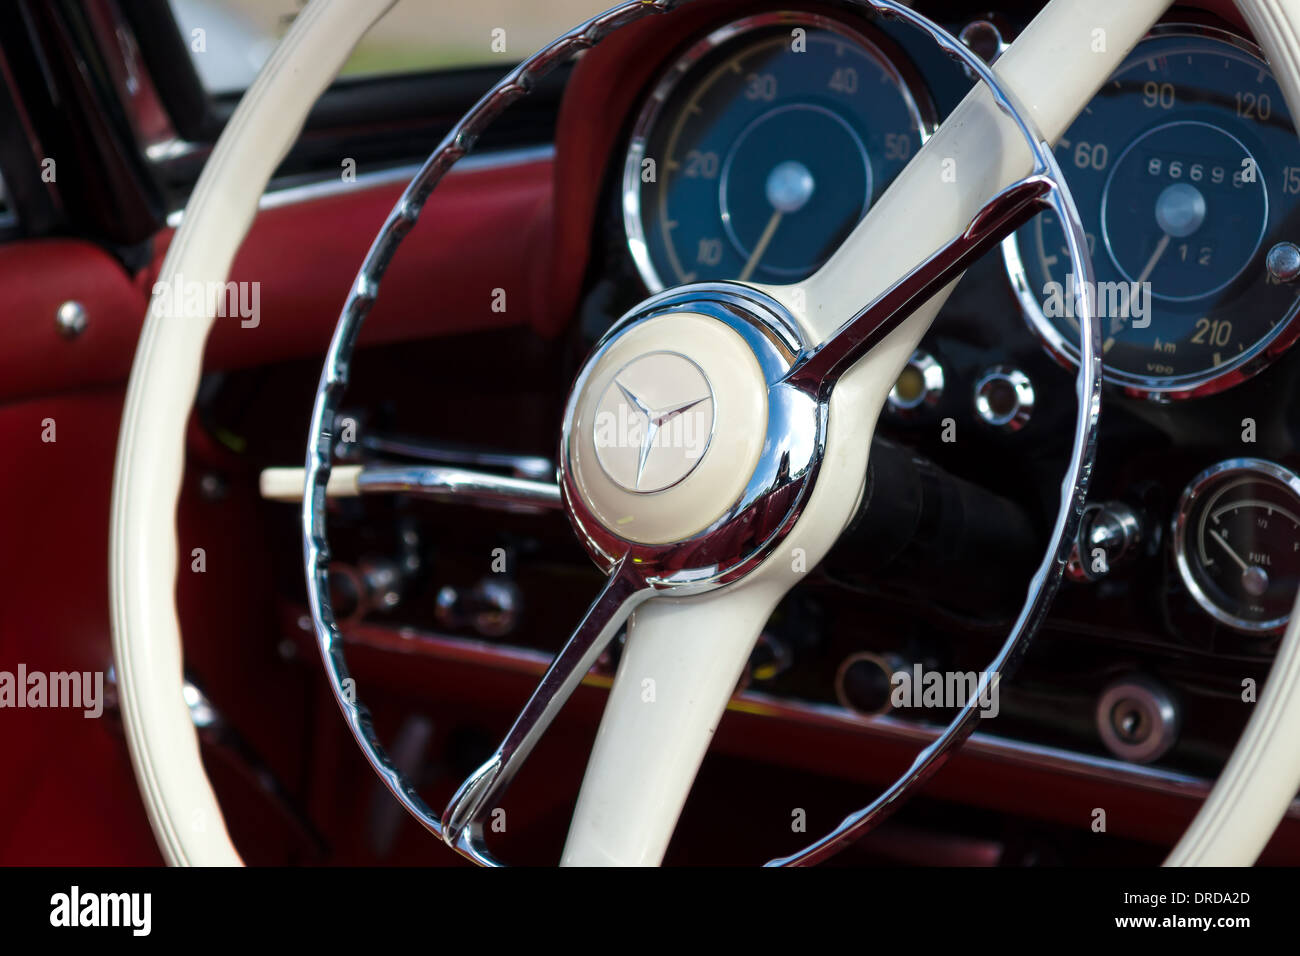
[1004,25,1300,399]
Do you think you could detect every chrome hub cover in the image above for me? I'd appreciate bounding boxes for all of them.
[558,283,822,585]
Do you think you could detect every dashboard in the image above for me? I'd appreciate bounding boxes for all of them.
[614,10,1300,627]
[576,2,1300,777]
[219,0,1300,856]
[18,0,1300,867]
[623,11,1300,399]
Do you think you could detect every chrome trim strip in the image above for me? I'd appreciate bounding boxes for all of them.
[165,144,555,227]
[734,692,1297,815]
[147,138,204,164]
[331,621,1300,820]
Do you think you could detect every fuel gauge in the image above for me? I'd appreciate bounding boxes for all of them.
[1173,459,1300,633]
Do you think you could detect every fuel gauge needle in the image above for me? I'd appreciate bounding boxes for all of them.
[1209,528,1251,572]
[1208,524,1272,593]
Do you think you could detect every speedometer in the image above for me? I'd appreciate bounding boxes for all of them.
[624,12,935,291]
[1004,24,1300,399]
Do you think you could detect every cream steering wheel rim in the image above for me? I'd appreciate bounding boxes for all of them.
[111,0,1300,867]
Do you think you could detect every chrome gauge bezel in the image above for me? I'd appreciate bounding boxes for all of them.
[1172,457,1300,633]
[1001,22,1300,401]
[622,10,938,293]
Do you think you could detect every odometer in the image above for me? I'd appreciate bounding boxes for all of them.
[1004,25,1300,399]
[624,12,934,291]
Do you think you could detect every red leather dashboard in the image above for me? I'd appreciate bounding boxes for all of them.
[0,156,553,404]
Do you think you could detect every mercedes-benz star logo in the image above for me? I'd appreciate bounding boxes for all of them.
[592,352,715,493]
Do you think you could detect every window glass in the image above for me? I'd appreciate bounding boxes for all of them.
[168,0,613,94]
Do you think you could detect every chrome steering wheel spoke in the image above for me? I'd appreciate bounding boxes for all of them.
[787,174,1055,396]
[441,563,651,863]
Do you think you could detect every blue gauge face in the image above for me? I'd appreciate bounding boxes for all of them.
[1006,28,1300,397]
[627,16,933,290]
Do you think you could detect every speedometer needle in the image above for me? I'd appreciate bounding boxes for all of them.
[1136,231,1171,285]
[739,209,783,282]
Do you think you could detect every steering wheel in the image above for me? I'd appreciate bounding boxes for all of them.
[111,0,1300,866]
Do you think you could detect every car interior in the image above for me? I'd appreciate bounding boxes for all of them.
[3,0,1300,872]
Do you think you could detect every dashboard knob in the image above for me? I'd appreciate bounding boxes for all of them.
[1096,676,1179,764]
[55,300,88,340]
[958,18,1011,66]
[1067,501,1144,581]
[435,577,521,638]
[1267,241,1300,282]
[327,557,405,625]
[973,365,1034,431]
[747,632,792,684]
[835,652,904,716]
[887,349,944,417]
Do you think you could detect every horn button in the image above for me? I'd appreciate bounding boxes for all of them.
[565,312,769,545]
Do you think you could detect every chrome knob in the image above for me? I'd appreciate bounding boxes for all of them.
[887,349,944,417]
[834,652,904,716]
[435,577,521,638]
[56,300,87,339]
[974,365,1034,431]
[327,556,405,625]
[1067,501,1144,581]
[1267,241,1300,282]
[959,18,1010,65]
